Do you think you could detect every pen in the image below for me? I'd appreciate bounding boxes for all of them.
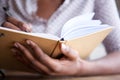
[3,7,11,17]
[2,7,30,32]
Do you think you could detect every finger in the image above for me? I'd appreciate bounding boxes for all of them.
[2,22,20,31]
[11,48,34,68]
[13,48,46,74]
[61,44,79,60]
[11,48,42,72]
[11,49,45,73]
[13,42,51,74]
[26,40,61,72]
[2,22,21,31]
[6,17,31,32]
[12,49,25,62]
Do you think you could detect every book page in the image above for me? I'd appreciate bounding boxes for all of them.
[60,13,112,40]
[61,13,95,36]
[63,25,110,40]
[61,20,102,38]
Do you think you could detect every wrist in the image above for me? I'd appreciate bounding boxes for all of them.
[76,60,95,76]
[74,59,89,76]
[77,60,109,76]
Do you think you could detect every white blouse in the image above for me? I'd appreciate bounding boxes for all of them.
[4,0,120,53]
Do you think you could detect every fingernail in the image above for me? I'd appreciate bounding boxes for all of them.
[61,44,70,54]
[23,24,31,32]
[19,23,28,32]
[26,40,31,45]
[28,23,32,31]
[22,24,28,32]
[14,42,19,48]
[61,44,67,50]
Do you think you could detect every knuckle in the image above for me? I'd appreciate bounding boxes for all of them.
[2,22,9,26]
[6,17,12,21]
[31,42,40,50]
[72,49,79,57]
[20,46,29,54]
[7,17,17,23]
[32,43,38,48]
[38,53,47,62]
[17,21,24,27]
[22,49,28,53]
[33,45,40,52]
[53,66,62,72]
[30,59,37,65]
[29,41,37,47]
[65,46,71,55]
[38,54,44,60]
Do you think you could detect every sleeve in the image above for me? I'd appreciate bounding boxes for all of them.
[0,0,6,25]
[94,0,120,53]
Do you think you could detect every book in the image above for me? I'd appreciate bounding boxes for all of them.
[0,13,112,72]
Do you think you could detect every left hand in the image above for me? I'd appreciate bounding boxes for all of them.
[2,17,32,32]
[11,40,85,76]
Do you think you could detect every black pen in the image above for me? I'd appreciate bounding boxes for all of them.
[3,7,11,17]
[2,7,30,32]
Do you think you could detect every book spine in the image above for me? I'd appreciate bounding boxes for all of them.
[50,39,67,58]
[50,40,60,57]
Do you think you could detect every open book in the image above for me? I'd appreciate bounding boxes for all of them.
[0,13,112,72]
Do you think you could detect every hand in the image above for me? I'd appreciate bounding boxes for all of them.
[11,40,86,76]
[2,17,32,32]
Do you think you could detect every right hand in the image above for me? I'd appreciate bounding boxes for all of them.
[11,40,86,76]
[2,17,32,32]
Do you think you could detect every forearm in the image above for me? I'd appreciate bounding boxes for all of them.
[79,51,120,76]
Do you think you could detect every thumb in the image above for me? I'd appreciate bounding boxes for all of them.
[61,43,79,60]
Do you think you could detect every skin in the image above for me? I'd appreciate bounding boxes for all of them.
[2,0,120,76]
[2,17,32,32]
